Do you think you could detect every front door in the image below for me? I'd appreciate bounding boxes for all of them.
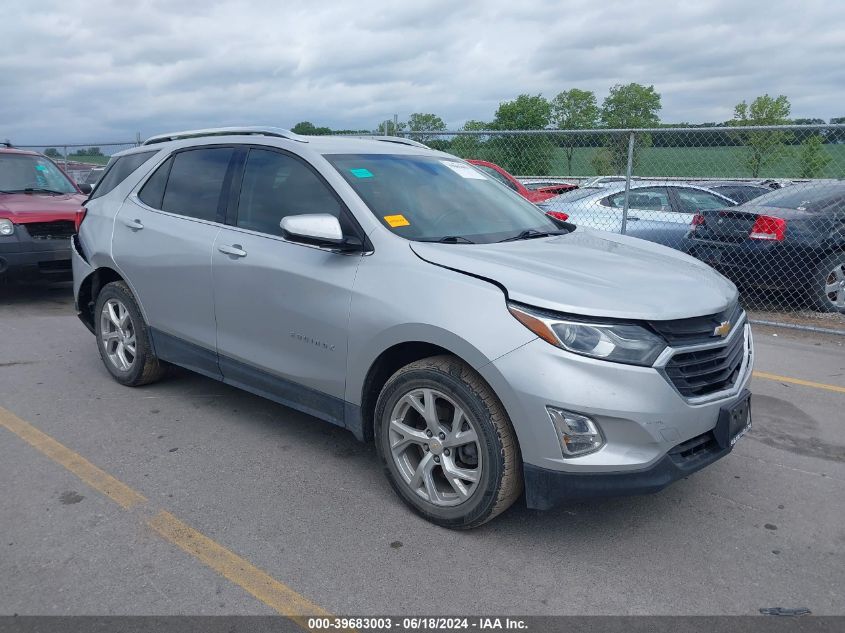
[212,147,363,424]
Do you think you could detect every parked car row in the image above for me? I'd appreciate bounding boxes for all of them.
[537,178,845,312]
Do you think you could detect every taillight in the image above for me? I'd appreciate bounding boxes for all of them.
[73,209,87,233]
[749,215,786,241]
[546,211,569,222]
[690,213,706,232]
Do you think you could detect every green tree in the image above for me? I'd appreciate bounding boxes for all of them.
[551,88,600,175]
[291,121,332,135]
[798,134,831,178]
[72,147,103,157]
[592,83,662,175]
[375,119,406,135]
[43,148,61,158]
[731,94,792,177]
[450,120,490,159]
[488,95,553,176]
[407,113,446,143]
[492,94,551,130]
[600,83,662,129]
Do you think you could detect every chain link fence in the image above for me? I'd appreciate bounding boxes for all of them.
[405,124,845,331]
[7,141,139,186]
[7,126,844,329]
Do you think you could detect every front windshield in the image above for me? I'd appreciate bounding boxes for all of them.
[0,153,78,194]
[326,154,559,243]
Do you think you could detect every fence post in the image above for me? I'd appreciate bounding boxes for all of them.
[63,146,68,171]
[620,131,636,235]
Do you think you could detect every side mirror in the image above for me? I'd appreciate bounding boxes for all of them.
[78,183,93,195]
[280,214,362,252]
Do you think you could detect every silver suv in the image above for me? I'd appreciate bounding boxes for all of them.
[72,127,753,528]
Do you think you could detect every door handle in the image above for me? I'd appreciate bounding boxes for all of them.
[123,218,144,230]
[627,216,640,221]
[218,244,247,258]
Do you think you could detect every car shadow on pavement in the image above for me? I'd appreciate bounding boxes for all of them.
[161,364,709,537]
[0,280,74,313]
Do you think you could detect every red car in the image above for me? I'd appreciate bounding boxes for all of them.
[467,159,577,203]
[0,146,90,281]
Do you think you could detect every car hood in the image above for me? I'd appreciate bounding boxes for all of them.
[0,192,85,224]
[409,229,737,321]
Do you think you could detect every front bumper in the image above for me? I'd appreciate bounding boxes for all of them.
[0,231,72,280]
[481,316,753,509]
[524,393,747,509]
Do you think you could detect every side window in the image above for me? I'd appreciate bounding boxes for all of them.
[160,148,234,221]
[675,188,730,212]
[89,150,157,200]
[236,149,342,236]
[605,188,670,210]
[138,157,172,209]
[477,165,518,191]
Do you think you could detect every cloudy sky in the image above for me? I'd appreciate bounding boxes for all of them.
[2,0,844,144]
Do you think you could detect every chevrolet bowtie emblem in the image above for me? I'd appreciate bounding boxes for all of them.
[713,321,732,337]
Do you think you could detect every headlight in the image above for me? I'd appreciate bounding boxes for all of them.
[508,302,666,366]
[0,219,14,236]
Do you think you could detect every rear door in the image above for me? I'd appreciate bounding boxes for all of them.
[113,146,236,378]
[597,187,685,246]
[211,146,364,424]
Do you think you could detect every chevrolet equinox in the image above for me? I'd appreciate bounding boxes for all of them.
[73,127,753,528]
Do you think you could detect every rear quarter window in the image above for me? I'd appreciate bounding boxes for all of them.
[88,150,158,200]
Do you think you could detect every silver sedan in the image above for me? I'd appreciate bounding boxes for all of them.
[539,183,737,250]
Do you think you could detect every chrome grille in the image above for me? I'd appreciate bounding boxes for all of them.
[663,324,747,398]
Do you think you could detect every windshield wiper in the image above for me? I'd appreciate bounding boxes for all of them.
[2,188,67,195]
[497,229,566,243]
[418,235,476,244]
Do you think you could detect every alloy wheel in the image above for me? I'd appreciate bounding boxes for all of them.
[100,298,137,371]
[824,262,845,309]
[388,388,482,507]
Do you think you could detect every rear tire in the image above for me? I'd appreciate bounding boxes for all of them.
[374,355,522,529]
[811,252,845,313]
[94,281,166,386]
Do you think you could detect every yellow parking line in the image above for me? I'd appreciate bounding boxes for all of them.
[148,510,333,623]
[753,371,845,395]
[0,407,146,509]
[0,405,334,627]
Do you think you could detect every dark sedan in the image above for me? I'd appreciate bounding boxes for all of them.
[686,183,845,312]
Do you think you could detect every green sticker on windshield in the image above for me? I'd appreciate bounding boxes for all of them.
[350,168,373,179]
[36,165,47,171]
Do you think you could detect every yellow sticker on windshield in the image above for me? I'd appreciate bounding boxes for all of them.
[384,214,410,228]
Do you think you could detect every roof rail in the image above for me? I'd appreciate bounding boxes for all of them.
[369,136,430,149]
[142,126,307,146]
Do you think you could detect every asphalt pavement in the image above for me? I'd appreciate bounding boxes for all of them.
[1,282,843,616]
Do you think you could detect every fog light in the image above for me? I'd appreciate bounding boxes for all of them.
[546,407,604,457]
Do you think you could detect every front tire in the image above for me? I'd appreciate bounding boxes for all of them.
[374,355,522,529]
[94,281,166,386]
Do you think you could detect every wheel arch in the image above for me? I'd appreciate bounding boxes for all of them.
[76,266,126,333]
[351,326,508,443]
